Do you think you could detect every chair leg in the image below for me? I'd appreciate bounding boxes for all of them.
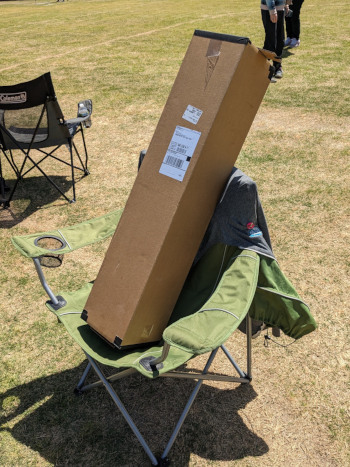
[4,150,73,205]
[27,152,73,203]
[1,148,21,179]
[5,153,29,206]
[74,124,89,174]
[221,344,249,379]
[82,352,159,466]
[73,340,250,464]
[67,139,76,203]
[246,314,252,379]
[159,348,219,462]
[74,361,93,395]
[0,156,6,205]
[221,314,252,381]
[0,182,6,206]
[75,350,219,465]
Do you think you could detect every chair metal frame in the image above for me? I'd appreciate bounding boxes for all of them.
[30,251,253,465]
[74,318,252,466]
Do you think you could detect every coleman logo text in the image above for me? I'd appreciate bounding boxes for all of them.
[0,92,27,104]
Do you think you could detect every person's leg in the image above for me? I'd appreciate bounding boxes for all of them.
[274,10,285,74]
[290,0,304,44]
[276,10,285,57]
[261,9,276,53]
[285,15,293,40]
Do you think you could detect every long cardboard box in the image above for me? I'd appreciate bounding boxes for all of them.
[82,30,274,348]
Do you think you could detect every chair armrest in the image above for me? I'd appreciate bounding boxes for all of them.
[11,209,123,258]
[65,116,88,125]
[65,99,93,131]
[163,250,259,354]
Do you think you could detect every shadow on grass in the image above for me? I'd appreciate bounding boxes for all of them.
[0,363,268,465]
[0,175,77,229]
[282,48,295,60]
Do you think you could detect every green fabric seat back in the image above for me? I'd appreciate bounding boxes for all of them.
[164,246,259,353]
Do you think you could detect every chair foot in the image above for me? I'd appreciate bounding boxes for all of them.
[73,387,84,396]
[0,177,10,192]
[239,377,252,385]
[84,170,90,176]
[69,199,76,204]
[156,456,170,466]
[243,373,252,383]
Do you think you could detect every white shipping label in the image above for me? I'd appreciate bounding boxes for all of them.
[159,126,201,182]
[182,104,203,125]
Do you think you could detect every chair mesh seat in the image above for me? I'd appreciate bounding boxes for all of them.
[8,126,48,143]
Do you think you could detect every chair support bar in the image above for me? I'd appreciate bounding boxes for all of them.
[76,366,137,393]
[32,258,66,309]
[246,314,252,378]
[159,372,249,383]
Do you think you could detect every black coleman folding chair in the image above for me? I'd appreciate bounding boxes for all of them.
[0,72,92,207]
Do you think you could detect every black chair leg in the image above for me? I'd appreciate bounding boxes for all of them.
[0,156,6,204]
[0,177,6,206]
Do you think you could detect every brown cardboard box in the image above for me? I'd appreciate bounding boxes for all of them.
[82,30,273,348]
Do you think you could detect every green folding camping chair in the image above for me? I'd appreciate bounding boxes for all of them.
[11,203,316,465]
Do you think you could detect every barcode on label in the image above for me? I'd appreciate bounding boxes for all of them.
[159,125,201,181]
[165,155,184,168]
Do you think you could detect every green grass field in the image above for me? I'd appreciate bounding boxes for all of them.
[0,0,349,465]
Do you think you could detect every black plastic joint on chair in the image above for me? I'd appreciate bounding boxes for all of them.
[46,295,67,311]
[113,335,123,349]
[139,356,164,372]
[243,373,252,383]
[81,309,88,321]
